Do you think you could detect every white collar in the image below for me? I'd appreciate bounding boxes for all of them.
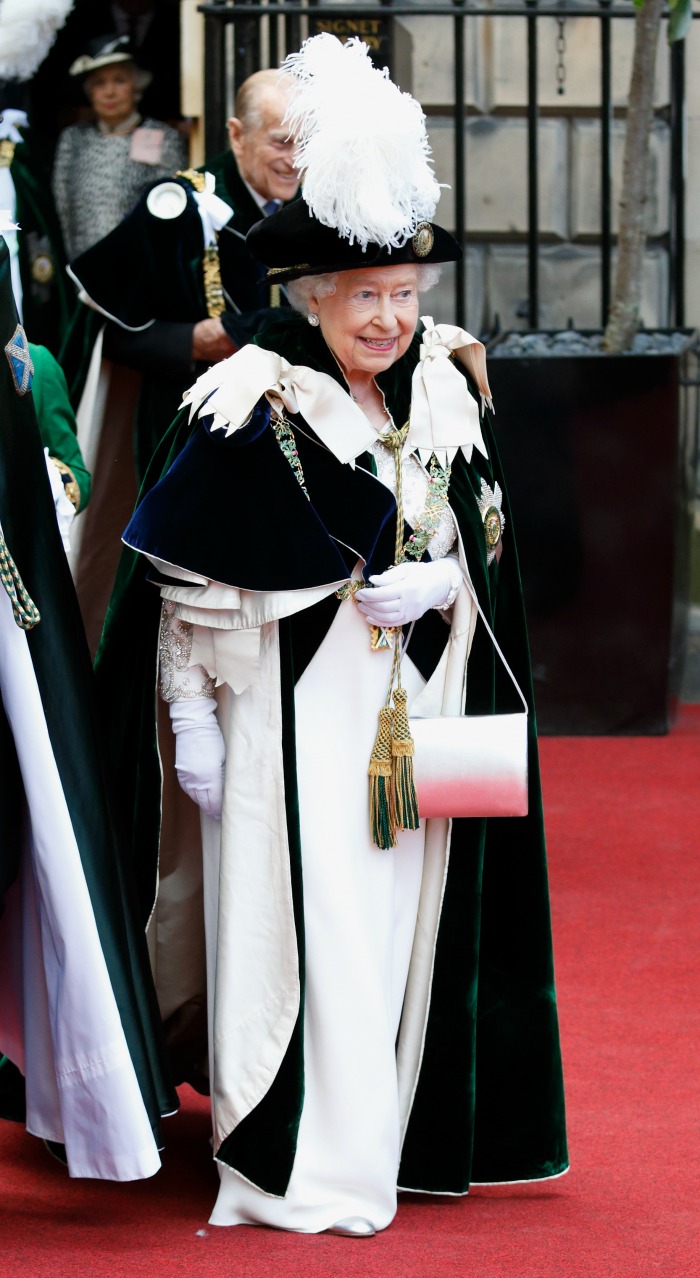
[97,111,142,137]
[241,176,279,215]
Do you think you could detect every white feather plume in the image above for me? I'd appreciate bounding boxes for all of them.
[0,0,74,82]
[282,34,442,250]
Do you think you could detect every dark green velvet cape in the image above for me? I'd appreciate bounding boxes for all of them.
[96,313,568,1194]
[0,239,175,1139]
[9,126,75,356]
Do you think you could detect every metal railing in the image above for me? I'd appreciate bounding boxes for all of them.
[198,1,693,332]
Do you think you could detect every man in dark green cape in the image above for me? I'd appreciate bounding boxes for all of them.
[62,68,299,482]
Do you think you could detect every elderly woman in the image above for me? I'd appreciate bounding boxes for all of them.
[52,34,185,260]
[97,37,567,1235]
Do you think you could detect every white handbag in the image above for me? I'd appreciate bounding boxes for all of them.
[409,576,529,819]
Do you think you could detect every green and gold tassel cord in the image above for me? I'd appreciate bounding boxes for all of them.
[0,532,40,630]
[365,419,420,847]
[368,703,397,849]
[391,684,420,831]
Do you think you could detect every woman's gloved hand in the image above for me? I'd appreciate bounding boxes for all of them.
[355,558,463,627]
[169,695,226,820]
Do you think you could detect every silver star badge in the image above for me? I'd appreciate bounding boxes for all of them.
[477,478,505,565]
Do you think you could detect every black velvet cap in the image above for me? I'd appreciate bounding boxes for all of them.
[246,198,462,282]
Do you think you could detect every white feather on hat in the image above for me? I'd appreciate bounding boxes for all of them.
[282,33,443,251]
[0,0,74,82]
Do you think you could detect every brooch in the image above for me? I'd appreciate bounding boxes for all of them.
[477,478,505,565]
[31,253,55,285]
[412,221,434,258]
[4,324,34,396]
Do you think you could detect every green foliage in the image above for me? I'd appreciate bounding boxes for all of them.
[667,0,693,45]
[632,0,692,44]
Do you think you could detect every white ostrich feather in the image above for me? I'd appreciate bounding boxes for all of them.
[282,34,442,250]
[0,0,74,81]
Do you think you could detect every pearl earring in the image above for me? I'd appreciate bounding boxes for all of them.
[307,313,320,327]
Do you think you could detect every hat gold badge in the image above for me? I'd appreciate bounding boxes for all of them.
[412,221,434,258]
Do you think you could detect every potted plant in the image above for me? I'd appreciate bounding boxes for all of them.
[488,1,697,734]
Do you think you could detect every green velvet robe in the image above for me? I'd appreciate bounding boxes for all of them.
[0,238,175,1142]
[96,313,568,1194]
[8,125,75,356]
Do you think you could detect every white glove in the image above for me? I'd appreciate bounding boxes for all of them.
[355,558,463,627]
[169,695,226,820]
[44,449,75,554]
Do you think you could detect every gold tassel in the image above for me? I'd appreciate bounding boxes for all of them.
[202,244,225,317]
[368,705,396,849]
[390,686,420,831]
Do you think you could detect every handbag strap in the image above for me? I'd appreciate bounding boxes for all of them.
[459,569,529,714]
[404,566,529,716]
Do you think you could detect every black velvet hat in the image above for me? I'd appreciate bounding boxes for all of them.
[247,199,461,283]
[247,34,461,283]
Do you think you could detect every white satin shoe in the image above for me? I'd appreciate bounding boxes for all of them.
[326,1217,376,1237]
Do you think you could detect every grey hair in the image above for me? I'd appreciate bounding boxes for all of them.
[235,69,295,133]
[286,263,441,316]
[84,60,150,103]
[286,273,339,315]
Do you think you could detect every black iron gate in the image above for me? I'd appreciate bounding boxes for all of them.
[198,1,690,333]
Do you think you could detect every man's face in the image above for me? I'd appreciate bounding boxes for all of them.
[227,89,299,204]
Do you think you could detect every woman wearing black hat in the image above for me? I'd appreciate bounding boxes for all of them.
[52,34,185,259]
[98,35,567,1235]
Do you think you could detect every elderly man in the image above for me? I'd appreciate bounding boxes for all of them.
[191,68,300,366]
[61,68,299,654]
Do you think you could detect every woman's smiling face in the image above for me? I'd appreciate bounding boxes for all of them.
[311,266,420,379]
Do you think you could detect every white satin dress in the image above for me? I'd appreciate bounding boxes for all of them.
[208,444,458,1232]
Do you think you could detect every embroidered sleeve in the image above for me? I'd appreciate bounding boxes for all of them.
[159,599,216,703]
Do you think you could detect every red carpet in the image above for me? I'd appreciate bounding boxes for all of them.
[2,708,700,1276]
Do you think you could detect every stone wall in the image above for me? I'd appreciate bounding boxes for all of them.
[398,5,681,333]
[316,0,697,336]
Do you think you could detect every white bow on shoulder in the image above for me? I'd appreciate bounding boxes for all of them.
[409,315,493,467]
[181,318,495,471]
[193,171,234,247]
[181,344,377,465]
